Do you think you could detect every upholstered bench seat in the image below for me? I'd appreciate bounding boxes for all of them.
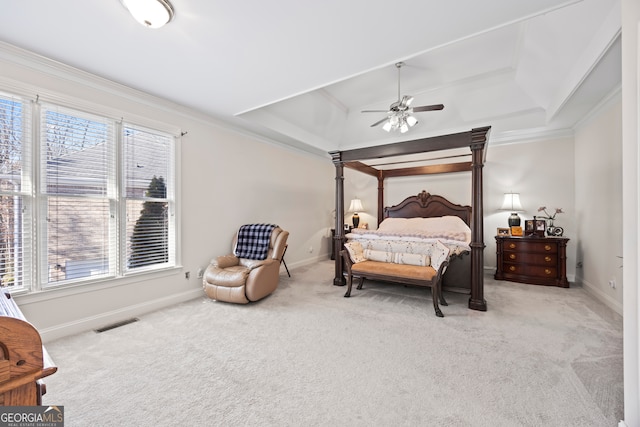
[341,239,450,317]
[351,261,438,281]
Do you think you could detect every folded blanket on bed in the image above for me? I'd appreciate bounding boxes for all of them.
[234,223,277,260]
[348,228,468,244]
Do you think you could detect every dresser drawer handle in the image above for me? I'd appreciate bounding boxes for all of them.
[545,256,552,262]
[509,266,516,272]
[509,254,516,260]
[509,243,516,249]
[544,245,552,251]
[545,269,552,275]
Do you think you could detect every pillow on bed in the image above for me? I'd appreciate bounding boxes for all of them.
[377,217,408,231]
[363,249,394,263]
[378,215,471,243]
[394,252,430,267]
[344,241,366,263]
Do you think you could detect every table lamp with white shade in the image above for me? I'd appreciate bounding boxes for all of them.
[500,192,523,227]
[348,198,364,228]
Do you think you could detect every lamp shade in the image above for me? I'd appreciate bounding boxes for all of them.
[500,193,523,211]
[348,198,364,228]
[121,0,174,28]
[348,198,364,213]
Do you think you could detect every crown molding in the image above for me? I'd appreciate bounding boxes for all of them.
[0,41,328,159]
[490,127,574,145]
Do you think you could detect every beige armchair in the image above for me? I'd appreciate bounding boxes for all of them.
[203,226,289,304]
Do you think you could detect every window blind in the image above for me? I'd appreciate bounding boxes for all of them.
[40,104,116,286]
[123,125,174,271]
[0,93,32,291]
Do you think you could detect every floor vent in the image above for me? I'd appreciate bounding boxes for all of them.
[94,318,139,333]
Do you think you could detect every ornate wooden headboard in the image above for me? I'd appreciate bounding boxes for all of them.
[383,190,472,226]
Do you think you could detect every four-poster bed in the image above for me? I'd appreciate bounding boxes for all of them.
[329,126,490,311]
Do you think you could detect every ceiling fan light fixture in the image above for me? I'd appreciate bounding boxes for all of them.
[121,0,174,28]
[364,62,443,134]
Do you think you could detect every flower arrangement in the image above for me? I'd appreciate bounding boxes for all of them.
[537,206,564,221]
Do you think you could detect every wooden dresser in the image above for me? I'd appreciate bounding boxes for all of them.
[495,235,569,287]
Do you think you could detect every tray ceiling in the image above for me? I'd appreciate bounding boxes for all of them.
[0,0,621,155]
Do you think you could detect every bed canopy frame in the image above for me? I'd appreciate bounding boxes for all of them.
[329,126,490,311]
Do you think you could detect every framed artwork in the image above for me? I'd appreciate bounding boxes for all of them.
[511,226,523,236]
[525,220,535,236]
[497,227,510,236]
[534,219,546,237]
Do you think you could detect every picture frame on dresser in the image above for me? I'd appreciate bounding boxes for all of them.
[534,219,546,237]
[525,220,535,236]
[497,227,510,236]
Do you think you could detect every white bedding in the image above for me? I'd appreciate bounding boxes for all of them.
[346,216,471,256]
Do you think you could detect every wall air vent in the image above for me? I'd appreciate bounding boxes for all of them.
[94,318,139,333]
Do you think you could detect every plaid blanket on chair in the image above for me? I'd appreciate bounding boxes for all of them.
[234,223,277,260]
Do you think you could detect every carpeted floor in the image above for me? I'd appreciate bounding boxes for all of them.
[42,261,623,426]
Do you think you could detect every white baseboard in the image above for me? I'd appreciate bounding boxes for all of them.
[618,421,627,427]
[284,253,331,270]
[578,276,623,316]
[39,288,203,343]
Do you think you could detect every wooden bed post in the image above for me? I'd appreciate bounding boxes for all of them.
[469,127,489,311]
[330,151,346,286]
[377,174,384,226]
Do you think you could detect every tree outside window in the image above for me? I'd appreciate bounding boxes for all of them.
[128,176,168,268]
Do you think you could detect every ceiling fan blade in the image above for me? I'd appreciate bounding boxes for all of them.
[399,95,414,109]
[370,117,389,127]
[412,104,445,113]
[362,110,390,113]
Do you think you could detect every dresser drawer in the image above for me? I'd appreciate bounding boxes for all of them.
[504,263,558,278]
[502,252,557,266]
[503,240,558,254]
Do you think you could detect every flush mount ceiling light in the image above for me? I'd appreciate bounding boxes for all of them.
[121,0,174,29]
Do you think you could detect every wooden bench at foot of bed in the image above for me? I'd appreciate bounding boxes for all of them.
[340,250,449,317]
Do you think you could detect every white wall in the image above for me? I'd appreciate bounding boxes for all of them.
[621,0,640,424]
[1,44,334,341]
[575,101,623,313]
[485,138,576,279]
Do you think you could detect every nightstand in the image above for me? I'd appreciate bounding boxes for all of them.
[495,235,569,287]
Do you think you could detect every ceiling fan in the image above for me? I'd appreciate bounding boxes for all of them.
[362,62,444,133]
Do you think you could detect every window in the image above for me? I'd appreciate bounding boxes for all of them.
[0,92,176,293]
[0,94,31,291]
[40,105,116,286]
[124,125,175,272]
